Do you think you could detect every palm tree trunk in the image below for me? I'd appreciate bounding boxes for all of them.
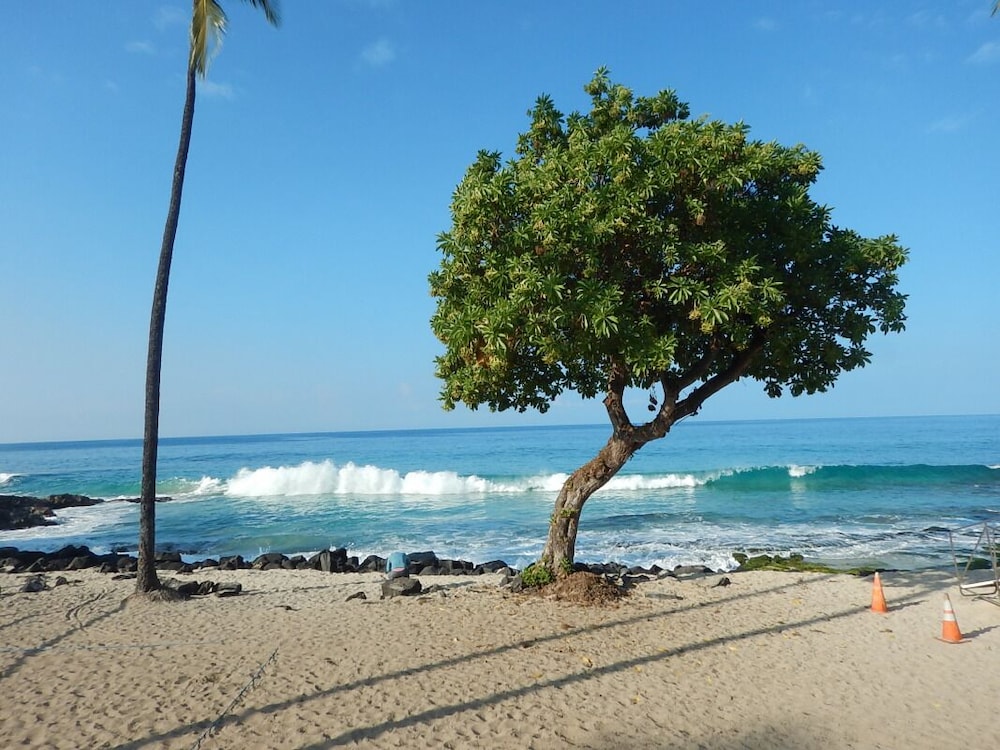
[539,431,641,577]
[136,65,197,594]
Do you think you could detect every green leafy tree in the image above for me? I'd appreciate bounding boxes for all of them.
[429,69,907,579]
[137,0,280,595]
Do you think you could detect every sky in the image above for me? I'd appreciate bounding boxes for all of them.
[1,1,998,443]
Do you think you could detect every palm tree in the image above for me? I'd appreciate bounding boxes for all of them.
[136,0,280,595]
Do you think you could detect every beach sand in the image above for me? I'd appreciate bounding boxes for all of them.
[1,566,998,749]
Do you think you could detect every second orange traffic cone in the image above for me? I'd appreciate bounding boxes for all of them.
[870,572,888,614]
[939,594,964,643]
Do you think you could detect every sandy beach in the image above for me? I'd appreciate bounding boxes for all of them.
[1,566,997,749]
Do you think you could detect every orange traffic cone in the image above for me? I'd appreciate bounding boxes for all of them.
[939,594,964,643]
[870,572,888,614]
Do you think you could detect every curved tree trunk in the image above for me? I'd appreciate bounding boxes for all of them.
[536,339,767,579]
[136,65,197,594]
[539,431,643,577]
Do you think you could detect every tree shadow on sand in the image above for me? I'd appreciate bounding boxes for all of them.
[104,569,961,750]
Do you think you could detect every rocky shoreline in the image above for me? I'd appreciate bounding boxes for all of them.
[1,495,875,583]
[0,493,174,531]
[0,494,105,530]
[0,493,698,582]
[0,543,692,602]
[0,542,687,581]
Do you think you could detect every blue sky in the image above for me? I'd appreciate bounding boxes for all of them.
[1,1,998,443]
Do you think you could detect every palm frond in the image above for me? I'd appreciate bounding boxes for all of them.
[190,0,227,76]
[244,0,281,27]
[189,0,280,77]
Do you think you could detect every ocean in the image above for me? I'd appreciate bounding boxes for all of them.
[1,415,997,572]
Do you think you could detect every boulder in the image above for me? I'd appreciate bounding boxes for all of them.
[381,577,422,598]
[310,547,352,572]
[311,549,335,573]
[672,564,713,579]
[196,581,217,596]
[67,555,97,570]
[580,561,627,576]
[436,558,468,574]
[474,560,511,574]
[20,575,47,593]
[165,579,200,597]
[359,555,385,573]
[218,555,246,570]
[215,582,242,597]
[53,544,93,558]
[252,552,288,570]
[407,551,438,568]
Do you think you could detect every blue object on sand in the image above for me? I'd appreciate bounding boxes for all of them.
[385,551,410,578]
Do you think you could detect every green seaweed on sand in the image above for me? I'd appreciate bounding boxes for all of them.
[733,552,879,576]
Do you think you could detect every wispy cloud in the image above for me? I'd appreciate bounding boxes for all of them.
[928,114,972,133]
[126,40,156,55]
[907,10,947,29]
[753,17,777,32]
[155,5,188,31]
[967,40,1000,64]
[199,80,235,100]
[360,38,396,67]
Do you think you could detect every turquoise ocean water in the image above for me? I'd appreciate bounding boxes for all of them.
[1,415,997,572]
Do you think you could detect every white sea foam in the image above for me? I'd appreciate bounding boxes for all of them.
[219,460,711,499]
[223,460,520,498]
[527,473,570,492]
[788,465,818,478]
[180,476,226,496]
[604,473,702,491]
[0,472,19,486]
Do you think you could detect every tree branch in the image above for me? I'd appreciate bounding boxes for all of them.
[675,345,720,391]
[603,357,633,436]
[674,336,766,420]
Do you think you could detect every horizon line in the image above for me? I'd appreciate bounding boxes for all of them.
[2,412,997,449]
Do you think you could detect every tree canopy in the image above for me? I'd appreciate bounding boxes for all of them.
[430,70,907,576]
[430,69,907,429]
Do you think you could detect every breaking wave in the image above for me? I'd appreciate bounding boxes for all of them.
[153,460,1000,501]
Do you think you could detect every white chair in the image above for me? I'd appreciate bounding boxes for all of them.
[949,521,1000,606]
